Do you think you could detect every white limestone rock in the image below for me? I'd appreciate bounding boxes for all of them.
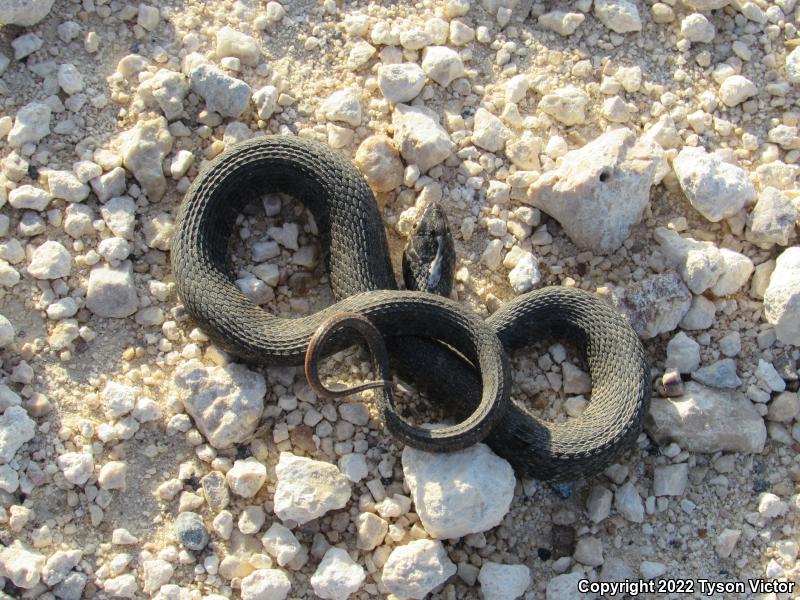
[57,452,94,485]
[538,10,585,36]
[719,75,757,107]
[310,548,365,600]
[116,116,173,201]
[681,13,715,43]
[47,170,90,203]
[610,273,692,339]
[253,85,279,121]
[356,512,388,550]
[320,88,362,127]
[103,574,138,598]
[508,253,540,294]
[138,69,190,121]
[377,63,426,104]
[354,135,403,193]
[216,27,260,66]
[86,262,139,318]
[711,248,753,297]
[190,64,252,117]
[672,147,755,222]
[261,523,302,567]
[0,0,54,26]
[653,463,689,496]
[0,315,14,347]
[273,452,351,525]
[666,332,700,373]
[654,227,725,294]
[382,539,456,599]
[240,569,291,600]
[57,63,84,95]
[586,485,613,524]
[8,102,51,148]
[102,381,137,417]
[787,46,800,84]
[173,359,265,449]
[546,572,585,600]
[478,563,531,600]
[101,196,136,239]
[764,247,800,345]
[0,541,45,589]
[41,549,81,587]
[472,107,510,153]
[615,481,644,523]
[11,32,42,59]
[594,0,642,33]
[421,46,464,87]
[538,86,589,126]
[98,461,127,490]
[9,185,50,211]
[91,167,127,202]
[528,128,663,253]
[392,104,456,172]
[28,241,71,279]
[226,458,266,498]
[746,187,797,249]
[646,381,766,453]
[402,442,515,539]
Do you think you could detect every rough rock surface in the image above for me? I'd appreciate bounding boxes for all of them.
[528,128,663,253]
[610,273,692,338]
[172,359,265,449]
[392,104,455,172]
[646,382,767,453]
[402,442,515,539]
[116,116,173,201]
[0,0,54,26]
[85,262,139,318]
[0,405,36,464]
[478,562,531,600]
[381,539,456,599]
[764,247,800,345]
[273,452,351,525]
[310,548,365,600]
[672,147,756,222]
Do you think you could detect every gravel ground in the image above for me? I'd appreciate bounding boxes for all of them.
[1,0,800,599]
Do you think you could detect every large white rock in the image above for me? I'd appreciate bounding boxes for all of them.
[377,63,426,104]
[787,46,800,84]
[478,562,531,600]
[0,0,54,26]
[538,85,589,125]
[46,170,90,203]
[190,64,251,117]
[646,381,766,453]
[354,135,403,193]
[137,69,190,121]
[719,75,757,107]
[8,185,50,211]
[8,102,51,148]
[538,10,585,36]
[654,227,751,295]
[672,147,755,222]
[0,541,45,589]
[240,569,291,600]
[116,116,173,201]
[85,262,139,318]
[421,46,464,87]
[261,523,302,567]
[615,481,644,523]
[226,458,266,498]
[402,442,515,539]
[216,27,260,66]
[320,88,362,127]
[610,273,691,339]
[472,108,510,153]
[528,128,663,253]
[746,187,797,249]
[764,247,800,345]
[28,241,71,280]
[382,540,456,599]
[172,359,265,449]
[273,452,351,525]
[392,104,455,172]
[57,451,94,485]
[666,331,700,373]
[0,405,36,464]
[310,548,365,600]
[594,0,642,33]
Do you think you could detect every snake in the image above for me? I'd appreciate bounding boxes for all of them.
[171,135,651,481]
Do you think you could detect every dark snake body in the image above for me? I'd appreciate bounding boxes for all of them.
[171,136,651,480]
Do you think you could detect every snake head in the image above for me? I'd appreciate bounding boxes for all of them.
[402,203,456,297]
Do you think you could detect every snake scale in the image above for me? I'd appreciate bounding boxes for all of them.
[171,135,651,481]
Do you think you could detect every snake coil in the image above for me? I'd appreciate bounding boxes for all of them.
[171,135,651,480]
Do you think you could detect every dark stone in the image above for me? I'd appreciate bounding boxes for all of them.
[174,511,209,551]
